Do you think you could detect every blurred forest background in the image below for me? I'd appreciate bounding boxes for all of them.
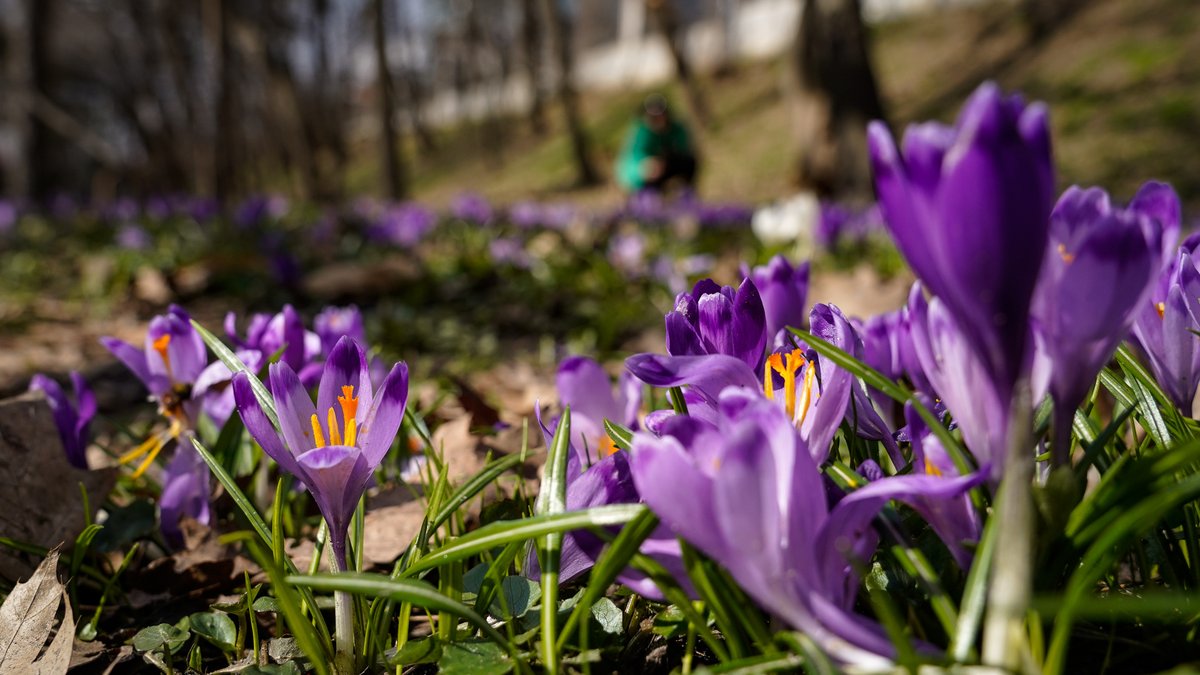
[2,0,1197,211]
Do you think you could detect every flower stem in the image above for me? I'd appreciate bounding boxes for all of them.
[331,535,355,673]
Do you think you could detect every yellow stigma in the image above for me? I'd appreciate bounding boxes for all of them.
[1156,301,1166,319]
[310,385,359,449]
[1057,243,1075,263]
[152,334,172,373]
[795,360,817,427]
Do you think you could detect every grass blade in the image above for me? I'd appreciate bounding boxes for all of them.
[536,407,572,673]
[191,318,278,428]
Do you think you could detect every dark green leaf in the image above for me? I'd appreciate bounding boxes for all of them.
[131,624,189,655]
[389,636,443,666]
[438,639,512,675]
[187,611,237,652]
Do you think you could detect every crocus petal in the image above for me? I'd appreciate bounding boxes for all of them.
[1129,180,1181,259]
[30,374,87,469]
[630,433,728,561]
[295,445,374,542]
[268,361,320,456]
[318,337,372,437]
[233,372,301,477]
[101,336,164,395]
[557,356,623,452]
[359,361,409,467]
[160,444,212,545]
[625,353,758,404]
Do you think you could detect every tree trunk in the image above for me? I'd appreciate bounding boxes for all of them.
[790,0,884,199]
[538,0,600,187]
[646,0,711,129]
[213,0,238,200]
[373,0,407,199]
[1,0,33,196]
[29,0,57,198]
[520,0,547,136]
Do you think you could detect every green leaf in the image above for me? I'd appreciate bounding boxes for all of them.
[190,437,330,646]
[556,508,659,652]
[403,505,646,577]
[131,624,189,655]
[286,572,517,660]
[252,595,281,613]
[589,598,623,635]
[437,639,512,675]
[187,611,237,652]
[389,636,443,666]
[429,453,525,535]
[536,406,572,674]
[490,576,540,620]
[603,418,634,451]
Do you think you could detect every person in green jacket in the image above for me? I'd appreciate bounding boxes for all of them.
[615,95,698,193]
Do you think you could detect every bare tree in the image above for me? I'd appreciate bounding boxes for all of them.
[538,0,600,187]
[520,0,547,136]
[374,0,408,199]
[790,0,885,199]
[646,0,711,129]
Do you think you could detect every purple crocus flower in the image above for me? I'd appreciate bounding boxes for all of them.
[526,408,684,600]
[629,303,858,463]
[450,193,493,224]
[1034,182,1175,458]
[232,336,409,570]
[555,356,642,466]
[29,372,95,470]
[741,255,810,344]
[629,388,978,667]
[1132,230,1200,413]
[488,237,532,269]
[116,224,151,251]
[372,203,437,247]
[0,200,18,234]
[868,81,1054,401]
[665,278,767,373]
[101,306,215,538]
[315,306,366,357]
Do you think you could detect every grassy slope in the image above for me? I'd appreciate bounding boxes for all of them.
[363,0,1200,212]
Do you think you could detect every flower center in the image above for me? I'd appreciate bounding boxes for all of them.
[764,348,818,425]
[1156,301,1166,319]
[311,385,359,448]
[1056,243,1075,264]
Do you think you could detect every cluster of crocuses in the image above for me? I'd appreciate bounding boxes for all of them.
[28,303,390,545]
[542,80,1192,667]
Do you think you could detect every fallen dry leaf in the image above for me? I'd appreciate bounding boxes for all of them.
[0,548,74,674]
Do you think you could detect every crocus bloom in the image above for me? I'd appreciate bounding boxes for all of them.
[101,305,210,476]
[29,372,95,470]
[630,388,978,667]
[628,303,858,464]
[665,278,767,373]
[233,336,409,569]
[741,255,810,343]
[1034,182,1175,456]
[315,306,366,357]
[1132,230,1200,413]
[525,413,685,600]
[450,193,493,224]
[906,285,1006,476]
[869,81,1054,401]
[101,306,215,539]
[554,356,642,466]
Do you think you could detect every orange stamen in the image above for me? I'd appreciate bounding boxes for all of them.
[338,385,359,447]
[152,334,172,373]
[1156,301,1166,319]
[1057,243,1075,263]
[600,435,619,457]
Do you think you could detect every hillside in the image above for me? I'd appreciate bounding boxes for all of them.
[364,0,1200,212]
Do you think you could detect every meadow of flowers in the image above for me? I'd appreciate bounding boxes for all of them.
[6,80,1200,674]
